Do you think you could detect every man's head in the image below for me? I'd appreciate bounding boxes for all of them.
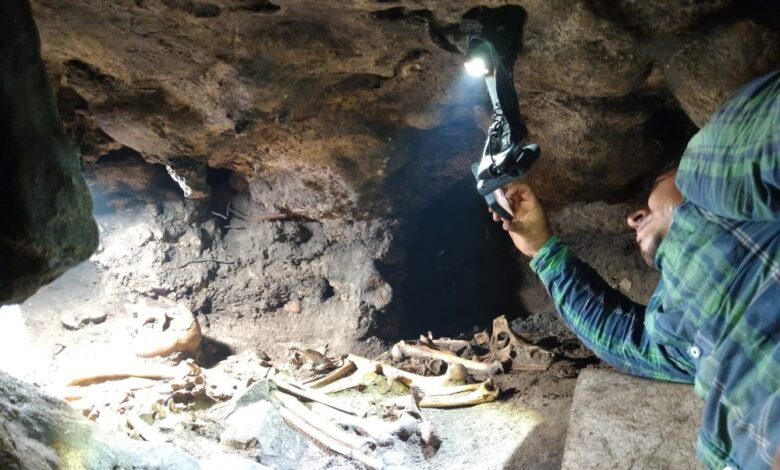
[626,168,684,268]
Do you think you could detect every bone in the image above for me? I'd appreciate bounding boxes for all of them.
[347,354,470,396]
[274,391,376,453]
[418,379,499,408]
[271,376,364,417]
[309,403,419,444]
[487,315,554,371]
[384,379,499,409]
[64,363,182,387]
[278,405,384,470]
[391,341,503,375]
[306,360,358,389]
[127,414,168,443]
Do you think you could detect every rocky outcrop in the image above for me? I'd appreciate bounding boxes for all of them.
[0,0,98,304]
[0,370,199,469]
[30,0,780,211]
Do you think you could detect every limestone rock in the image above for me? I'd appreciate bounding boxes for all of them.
[0,0,98,304]
[0,370,200,469]
[220,400,307,466]
[666,20,780,126]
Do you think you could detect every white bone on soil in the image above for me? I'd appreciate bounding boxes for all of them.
[391,340,503,375]
[309,402,419,444]
[278,402,384,470]
[274,391,376,454]
[127,414,168,443]
[306,360,358,389]
[384,379,499,409]
[63,363,183,387]
[347,354,472,396]
[488,315,554,371]
[271,376,365,417]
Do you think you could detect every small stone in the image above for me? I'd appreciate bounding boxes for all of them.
[61,313,82,330]
[283,300,301,314]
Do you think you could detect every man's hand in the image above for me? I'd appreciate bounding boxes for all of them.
[492,184,552,257]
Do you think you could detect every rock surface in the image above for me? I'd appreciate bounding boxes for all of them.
[562,369,702,470]
[29,0,780,210]
[0,0,98,304]
[0,370,200,469]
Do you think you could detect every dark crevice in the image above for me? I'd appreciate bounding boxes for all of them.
[162,0,221,18]
[239,0,281,14]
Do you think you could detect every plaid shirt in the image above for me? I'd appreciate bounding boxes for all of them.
[531,71,780,469]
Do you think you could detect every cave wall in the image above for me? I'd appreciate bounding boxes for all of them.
[23,0,780,348]
[0,0,98,304]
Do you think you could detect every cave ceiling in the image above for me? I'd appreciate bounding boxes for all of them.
[30,0,780,217]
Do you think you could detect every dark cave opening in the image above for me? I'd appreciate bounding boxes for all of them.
[397,175,525,339]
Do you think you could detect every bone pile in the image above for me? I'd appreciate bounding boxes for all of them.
[269,315,554,468]
[51,313,552,469]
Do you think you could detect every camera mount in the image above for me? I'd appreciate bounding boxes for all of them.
[463,20,540,219]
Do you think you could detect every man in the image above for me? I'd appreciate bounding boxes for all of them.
[496,71,780,469]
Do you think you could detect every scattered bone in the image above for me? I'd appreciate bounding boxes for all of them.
[484,315,554,371]
[127,414,168,443]
[126,301,202,359]
[309,403,419,443]
[274,391,376,453]
[418,379,499,408]
[278,404,384,470]
[306,360,357,389]
[344,354,471,397]
[64,363,182,387]
[271,376,364,417]
[420,420,441,451]
[391,340,502,375]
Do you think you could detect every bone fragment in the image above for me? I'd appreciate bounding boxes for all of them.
[278,405,384,470]
[64,364,181,387]
[418,379,499,408]
[306,360,357,389]
[310,402,420,442]
[271,376,364,417]
[127,415,167,443]
[391,341,502,375]
[274,392,376,453]
[488,315,553,371]
[347,354,469,395]
[420,420,441,450]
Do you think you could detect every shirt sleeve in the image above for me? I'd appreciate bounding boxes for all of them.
[676,70,780,221]
[531,236,695,383]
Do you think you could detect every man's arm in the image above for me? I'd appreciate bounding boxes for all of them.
[498,185,695,383]
[532,236,694,382]
[677,70,780,221]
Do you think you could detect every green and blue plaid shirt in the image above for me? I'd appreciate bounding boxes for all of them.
[531,71,780,469]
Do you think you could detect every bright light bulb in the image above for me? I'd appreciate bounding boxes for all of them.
[464,57,489,77]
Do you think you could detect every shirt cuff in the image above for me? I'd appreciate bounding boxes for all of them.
[530,236,574,283]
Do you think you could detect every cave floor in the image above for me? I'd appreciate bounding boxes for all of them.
[6,256,581,469]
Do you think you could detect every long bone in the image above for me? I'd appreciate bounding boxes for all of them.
[274,391,376,453]
[385,379,499,408]
[391,340,503,375]
[348,354,475,395]
[277,401,384,470]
